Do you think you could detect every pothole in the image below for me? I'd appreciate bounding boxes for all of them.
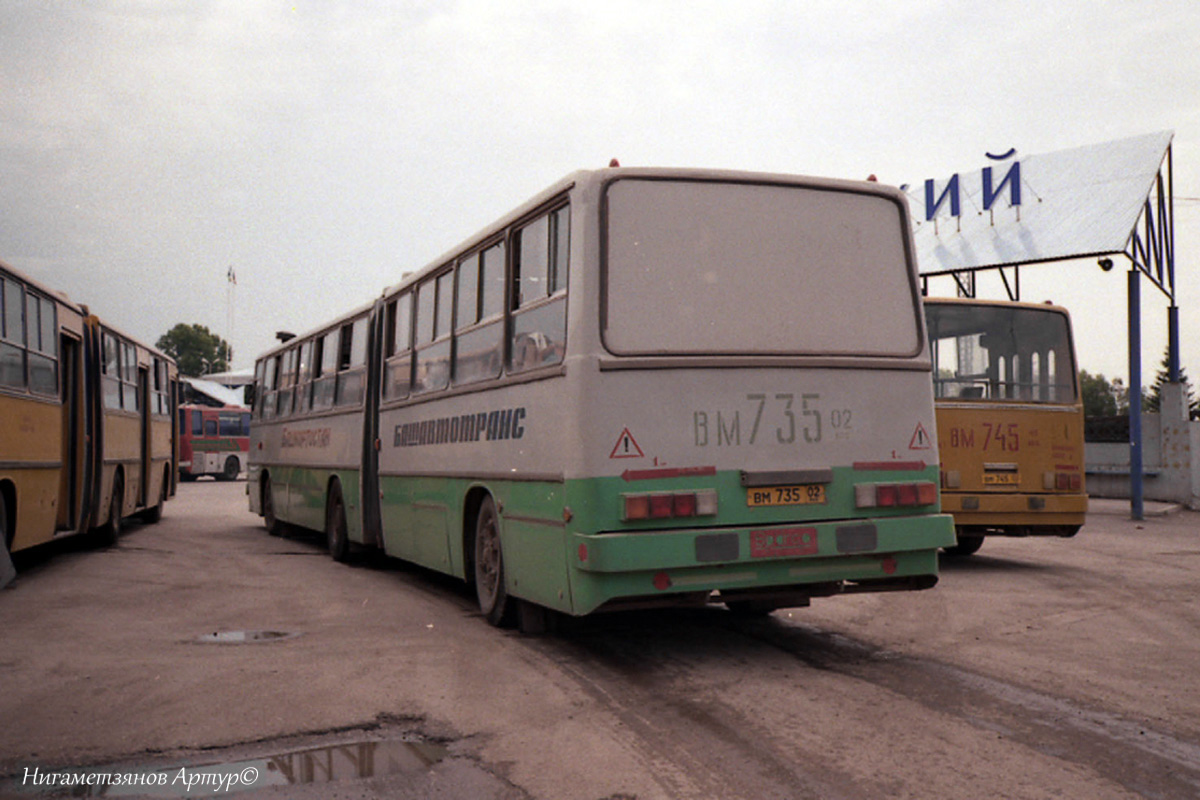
[191,630,300,644]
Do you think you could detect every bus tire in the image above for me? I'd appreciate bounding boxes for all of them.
[263,475,282,537]
[326,482,350,563]
[220,456,240,482]
[140,468,168,524]
[726,600,779,617]
[1,492,16,589]
[943,533,984,556]
[473,496,511,627]
[97,474,124,547]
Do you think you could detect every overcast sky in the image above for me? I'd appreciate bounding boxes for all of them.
[3,0,1199,384]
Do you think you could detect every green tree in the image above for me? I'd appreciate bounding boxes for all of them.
[156,323,232,377]
[1079,370,1121,418]
[1144,347,1199,419]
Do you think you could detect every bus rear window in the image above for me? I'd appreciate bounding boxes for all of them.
[602,179,920,357]
[926,303,1077,403]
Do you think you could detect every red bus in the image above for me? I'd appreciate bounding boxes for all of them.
[178,404,250,481]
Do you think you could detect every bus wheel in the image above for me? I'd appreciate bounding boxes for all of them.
[726,600,779,617]
[97,475,124,547]
[1,493,15,590]
[221,456,240,482]
[944,533,984,556]
[263,476,282,537]
[473,496,510,627]
[326,482,350,563]
[140,470,167,524]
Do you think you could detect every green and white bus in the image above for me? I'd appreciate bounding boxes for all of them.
[249,166,955,629]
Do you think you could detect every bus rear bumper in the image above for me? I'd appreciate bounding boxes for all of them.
[566,513,954,616]
[941,492,1087,530]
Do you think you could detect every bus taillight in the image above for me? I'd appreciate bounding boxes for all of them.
[855,482,937,509]
[1046,471,1082,491]
[622,490,718,522]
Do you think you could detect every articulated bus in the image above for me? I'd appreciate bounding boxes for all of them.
[925,298,1087,555]
[179,404,250,481]
[1,260,178,583]
[249,166,955,629]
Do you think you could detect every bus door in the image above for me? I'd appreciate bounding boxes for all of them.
[139,366,151,506]
[79,318,103,531]
[360,299,385,547]
[56,332,82,532]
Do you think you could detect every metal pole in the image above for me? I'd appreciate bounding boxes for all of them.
[1168,304,1180,383]
[1128,268,1144,521]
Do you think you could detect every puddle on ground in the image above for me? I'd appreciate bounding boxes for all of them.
[8,737,449,797]
[191,630,300,644]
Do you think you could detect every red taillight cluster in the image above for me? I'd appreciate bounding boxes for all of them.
[1046,471,1082,491]
[855,481,937,509]
[622,490,718,521]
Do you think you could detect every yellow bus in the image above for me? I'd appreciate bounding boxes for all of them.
[1,260,178,583]
[924,297,1087,555]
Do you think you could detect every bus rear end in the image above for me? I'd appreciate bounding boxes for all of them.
[925,299,1087,555]
[561,171,955,615]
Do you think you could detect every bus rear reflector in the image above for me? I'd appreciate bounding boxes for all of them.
[622,489,718,522]
[855,481,937,509]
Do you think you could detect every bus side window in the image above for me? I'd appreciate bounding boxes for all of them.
[277,347,298,417]
[453,242,504,386]
[151,358,168,415]
[295,339,313,414]
[0,275,26,389]
[336,317,368,407]
[26,294,57,396]
[121,341,138,412]
[413,272,452,395]
[253,360,267,417]
[262,356,279,418]
[510,204,568,373]
[312,331,337,410]
[102,333,123,409]
[192,409,203,436]
[383,293,413,400]
[219,411,242,436]
[205,417,218,436]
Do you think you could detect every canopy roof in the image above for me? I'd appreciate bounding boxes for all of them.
[906,130,1174,276]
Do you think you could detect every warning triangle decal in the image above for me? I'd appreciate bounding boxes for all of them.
[909,422,932,450]
[609,428,645,459]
